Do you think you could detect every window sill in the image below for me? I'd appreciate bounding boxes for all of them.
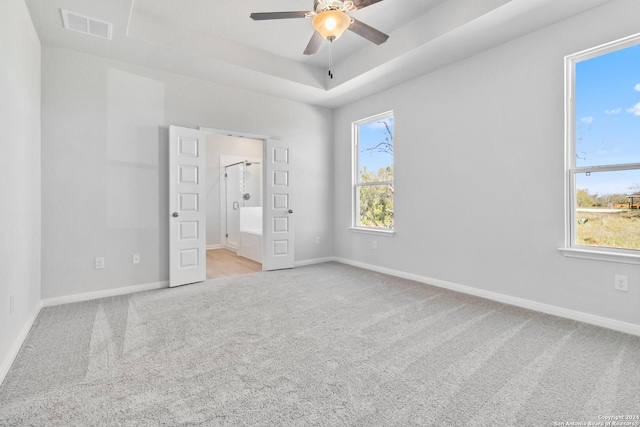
[349,227,395,236]
[558,247,640,265]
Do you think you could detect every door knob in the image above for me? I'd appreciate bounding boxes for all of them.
[288,209,293,214]
[172,212,179,218]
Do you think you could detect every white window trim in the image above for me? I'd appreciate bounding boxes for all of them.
[348,227,396,236]
[561,32,640,264]
[351,110,395,234]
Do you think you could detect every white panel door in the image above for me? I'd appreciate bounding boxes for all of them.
[169,126,206,287]
[263,139,294,271]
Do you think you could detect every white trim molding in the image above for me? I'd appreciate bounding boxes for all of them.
[42,281,169,307]
[559,247,640,265]
[295,256,337,267]
[348,227,395,236]
[334,257,640,337]
[0,301,42,386]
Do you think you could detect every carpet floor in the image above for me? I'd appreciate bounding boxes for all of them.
[1,262,639,426]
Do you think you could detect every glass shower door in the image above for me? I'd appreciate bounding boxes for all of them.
[225,164,242,249]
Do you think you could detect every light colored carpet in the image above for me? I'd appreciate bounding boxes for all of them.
[1,262,639,426]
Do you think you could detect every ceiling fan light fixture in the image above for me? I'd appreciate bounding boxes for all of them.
[312,10,351,40]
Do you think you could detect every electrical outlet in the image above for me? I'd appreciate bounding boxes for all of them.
[9,295,14,314]
[614,275,628,292]
[133,253,141,264]
[315,236,320,245]
[373,240,378,250]
[95,257,105,269]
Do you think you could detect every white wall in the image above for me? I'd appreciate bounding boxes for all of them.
[333,0,640,327]
[205,135,262,248]
[0,0,41,379]
[41,46,334,299]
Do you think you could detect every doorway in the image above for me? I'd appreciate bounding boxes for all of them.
[169,126,295,287]
[222,159,262,254]
[205,133,263,279]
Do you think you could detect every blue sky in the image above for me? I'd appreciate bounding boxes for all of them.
[358,116,394,174]
[575,43,640,195]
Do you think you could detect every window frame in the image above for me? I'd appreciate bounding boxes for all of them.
[351,110,395,235]
[561,32,640,264]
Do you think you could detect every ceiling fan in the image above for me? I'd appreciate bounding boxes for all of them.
[250,0,389,56]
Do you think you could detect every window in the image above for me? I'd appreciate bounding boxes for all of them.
[564,34,640,261]
[352,111,394,232]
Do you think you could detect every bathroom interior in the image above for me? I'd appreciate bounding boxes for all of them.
[206,134,263,278]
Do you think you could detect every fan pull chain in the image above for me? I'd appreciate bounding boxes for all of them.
[328,38,334,79]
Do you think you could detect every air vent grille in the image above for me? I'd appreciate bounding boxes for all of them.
[61,9,112,40]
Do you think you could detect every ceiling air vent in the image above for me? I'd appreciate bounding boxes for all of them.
[61,9,112,40]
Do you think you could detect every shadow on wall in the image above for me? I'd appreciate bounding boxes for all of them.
[106,68,167,281]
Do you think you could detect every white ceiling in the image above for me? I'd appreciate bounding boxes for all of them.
[26,0,614,108]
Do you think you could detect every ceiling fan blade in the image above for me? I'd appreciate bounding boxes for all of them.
[303,31,323,55]
[250,11,308,20]
[353,0,384,9]
[348,18,389,45]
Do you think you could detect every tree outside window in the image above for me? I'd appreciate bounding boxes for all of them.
[353,112,394,230]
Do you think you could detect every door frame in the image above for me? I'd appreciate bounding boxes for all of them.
[200,127,268,270]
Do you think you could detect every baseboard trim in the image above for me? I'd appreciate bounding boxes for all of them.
[334,257,640,337]
[206,244,223,250]
[0,301,42,386]
[295,256,337,267]
[42,281,169,307]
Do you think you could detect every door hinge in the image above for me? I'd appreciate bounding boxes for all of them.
[226,233,228,238]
